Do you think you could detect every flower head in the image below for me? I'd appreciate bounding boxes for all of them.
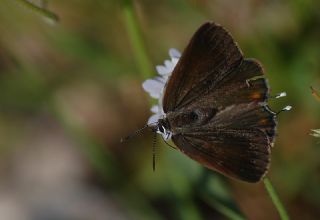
[142,48,181,125]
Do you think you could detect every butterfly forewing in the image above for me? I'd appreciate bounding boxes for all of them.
[163,22,243,113]
[162,22,277,182]
[180,59,269,111]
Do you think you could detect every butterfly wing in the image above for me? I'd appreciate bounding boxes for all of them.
[171,103,276,182]
[172,129,270,182]
[163,22,244,113]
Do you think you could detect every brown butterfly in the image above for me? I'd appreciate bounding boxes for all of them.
[126,22,290,183]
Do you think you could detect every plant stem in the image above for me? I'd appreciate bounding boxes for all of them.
[201,193,246,220]
[122,0,153,79]
[263,178,290,220]
[15,0,59,23]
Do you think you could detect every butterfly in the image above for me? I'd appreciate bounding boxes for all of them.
[127,22,290,183]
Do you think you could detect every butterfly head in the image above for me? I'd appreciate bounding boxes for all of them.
[155,118,172,140]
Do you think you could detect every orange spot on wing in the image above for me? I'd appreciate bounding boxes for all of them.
[260,119,268,125]
[250,93,261,99]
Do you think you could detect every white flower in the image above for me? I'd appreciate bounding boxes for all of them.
[142,48,181,125]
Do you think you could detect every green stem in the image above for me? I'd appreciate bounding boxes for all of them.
[263,178,290,220]
[201,194,246,220]
[122,0,153,79]
[15,0,59,23]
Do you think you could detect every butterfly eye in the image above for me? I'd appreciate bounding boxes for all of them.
[158,126,164,133]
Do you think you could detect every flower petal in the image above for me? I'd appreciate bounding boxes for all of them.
[142,79,164,98]
[142,48,181,127]
[150,105,159,113]
[171,57,179,67]
[164,60,175,72]
[169,48,181,58]
[148,113,161,124]
[156,65,171,75]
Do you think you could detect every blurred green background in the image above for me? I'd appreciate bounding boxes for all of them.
[0,0,319,219]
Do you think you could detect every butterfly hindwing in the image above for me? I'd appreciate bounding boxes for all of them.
[169,103,275,182]
[172,129,270,182]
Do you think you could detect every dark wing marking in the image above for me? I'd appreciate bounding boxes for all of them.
[163,22,243,113]
[171,103,276,182]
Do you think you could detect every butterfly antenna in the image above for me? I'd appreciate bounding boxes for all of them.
[269,92,287,99]
[120,124,150,143]
[152,130,157,172]
[276,105,292,115]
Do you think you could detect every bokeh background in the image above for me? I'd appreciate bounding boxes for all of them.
[0,0,320,219]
